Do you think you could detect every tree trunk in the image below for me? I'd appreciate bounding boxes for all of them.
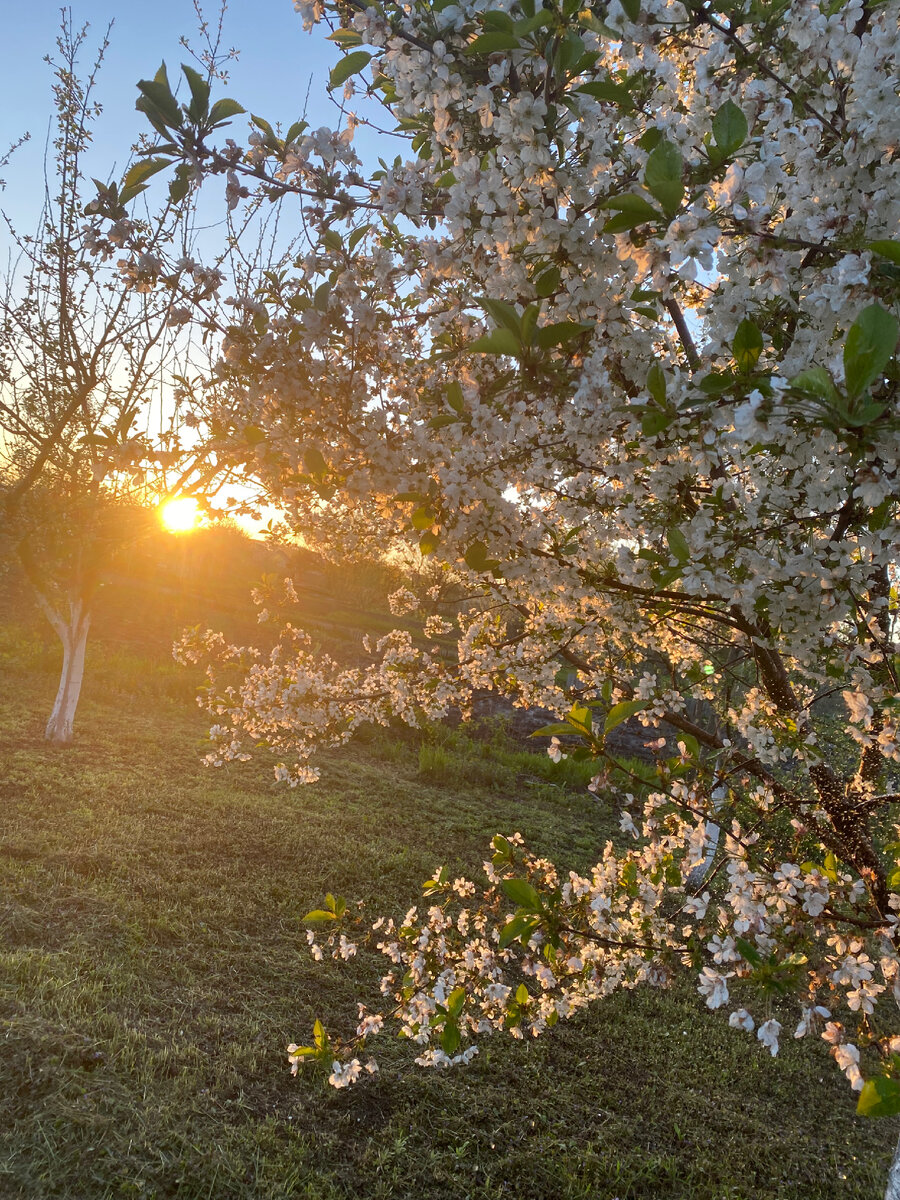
[887,1133,900,1200]
[685,775,726,892]
[42,595,91,745]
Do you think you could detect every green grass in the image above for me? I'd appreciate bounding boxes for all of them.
[0,625,895,1199]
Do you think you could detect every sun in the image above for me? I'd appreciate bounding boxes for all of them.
[159,496,200,534]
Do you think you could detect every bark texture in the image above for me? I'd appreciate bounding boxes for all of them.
[39,593,91,745]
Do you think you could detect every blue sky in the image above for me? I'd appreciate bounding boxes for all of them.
[0,2,382,526]
[0,1,375,227]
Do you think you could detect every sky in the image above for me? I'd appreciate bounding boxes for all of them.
[0,1,377,529]
[0,0,378,229]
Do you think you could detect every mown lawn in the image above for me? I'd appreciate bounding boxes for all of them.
[0,624,895,1199]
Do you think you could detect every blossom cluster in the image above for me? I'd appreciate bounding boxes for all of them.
[148,0,900,1110]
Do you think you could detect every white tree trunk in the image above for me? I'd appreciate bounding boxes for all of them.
[40,594,91,745]
[685,775,726,892]
[887,1133,900,1200]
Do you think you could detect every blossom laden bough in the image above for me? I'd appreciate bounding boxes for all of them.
[126,0,900,1167]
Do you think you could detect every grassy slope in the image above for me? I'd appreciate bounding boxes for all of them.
[0,626,896,1200]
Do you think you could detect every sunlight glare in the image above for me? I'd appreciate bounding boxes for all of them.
[159,496,200,533]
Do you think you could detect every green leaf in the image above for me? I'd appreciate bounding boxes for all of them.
[535,265,560,297]
[244,424,267,446]
[478,297,521,334]
[181,63,210,121]
[208,97,246,126]
[498,912,541,948]
[285,119,309,145]
[869,240,900,266]
[411,506,436,531]
[641,409,671,436]
[303,909,337,923]
[735,936,762,967]
[643,141,683,217]
[440,1020,461,1055]
[568,702,591,731]
[620,0,640,19]
[605,700,646,733]
[529,722,580,738]
[601,192,661,221]
[638,127,663,152]
[677,732,700,760]
[732,319,763,373]
[313,1019,327,1049]
[288,1045,318,1059]
[790,366,837,401]
[521,303,540,346]
[699,371,734,394]
[667,527,689,562]
[513,9,553,35]
[314,282,331,312]
[169,173,191,203]
[122,158,171,190]
[447,381,465,414]
[502,877,542,911]
[466,31,521,53]
[446,987,466,1018]
[845,401,886,428]
[327,28,364,45]
[482,9,515,30]
[576,81,634,106]
[843,303,898,398]
[535,321,592,349]
[499,913,528,948]
[465,541,490,570]
[136,70,183,128]
[348,223,372,252]
[712,100,748,156]
[857,1076,900,1118]
[329,51,372,88]
[304,446,327,477]
[469,328,522,356]
[646,362,667,406]
[515,983,529,1004]
[248,114,277,145]
[419,529,440,555]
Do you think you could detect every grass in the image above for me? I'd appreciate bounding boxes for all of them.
[414,718,654,798]
[0,623,896,1199]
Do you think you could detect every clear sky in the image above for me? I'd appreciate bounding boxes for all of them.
[0,2,377,529]
[0,1,372,227]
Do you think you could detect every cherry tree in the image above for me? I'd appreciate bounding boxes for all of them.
[131,0,900,1186]
[0,17,231,744]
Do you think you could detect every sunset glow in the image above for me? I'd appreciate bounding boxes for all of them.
[159,497,199,533]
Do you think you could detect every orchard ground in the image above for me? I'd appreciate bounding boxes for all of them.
[0,566,896,1198]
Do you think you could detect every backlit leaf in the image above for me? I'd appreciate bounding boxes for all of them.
[857,1076,900,1118]
[712,100,748,156]
[605,700,646,733]
[329,51,372,88]
[843,304,898,398]
[644,141,683,216]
